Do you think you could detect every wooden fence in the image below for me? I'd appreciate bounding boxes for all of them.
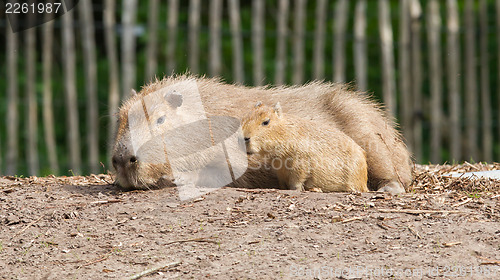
[1,0,500,176]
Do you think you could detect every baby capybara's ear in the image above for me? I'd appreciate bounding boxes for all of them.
[273,102,282,117]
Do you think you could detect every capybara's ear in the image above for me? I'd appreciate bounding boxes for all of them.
[165,90,183,108]
[254,101,263,108]
[130,89,137,96]
[273,102,282,117]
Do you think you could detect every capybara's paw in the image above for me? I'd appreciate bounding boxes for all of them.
[308,187,323,193]
[377,181,405,195]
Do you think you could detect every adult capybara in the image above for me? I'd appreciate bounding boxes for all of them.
[241,102,368,192]
[112,75,412,194]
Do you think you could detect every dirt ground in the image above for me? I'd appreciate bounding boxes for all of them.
[1,163,499,279]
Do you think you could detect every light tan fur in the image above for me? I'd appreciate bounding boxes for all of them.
[241,103,368,192]
[112,74,412,193]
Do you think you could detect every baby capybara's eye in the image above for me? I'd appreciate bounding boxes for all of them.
[262,119,270,126]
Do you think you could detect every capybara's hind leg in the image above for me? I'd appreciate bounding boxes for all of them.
[377,181,406,194]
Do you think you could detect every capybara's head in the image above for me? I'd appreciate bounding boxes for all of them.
[111,86,185,190]
[241,102,284,155]
[112,122,175,190]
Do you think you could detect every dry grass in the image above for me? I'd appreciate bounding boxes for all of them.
[1,163,499,196]
[411,162,500,195]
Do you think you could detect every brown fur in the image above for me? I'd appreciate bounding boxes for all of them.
[241,103,368,192]
[112,74,412,193]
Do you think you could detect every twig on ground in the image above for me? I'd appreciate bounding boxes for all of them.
[463,161,480,170]
[98,162,114,185]
[407,226,422,239]
[377,223,389,230]
[11,215,45,240]
[377,222,395,230]
[443,241,462,247]
[90,199,123,205]
[378,209,463,215]
[77,255,109,269]
[341,216,364,223]
[193,197,204,203]
[478,256,500,265]
[128,261,182,280]
[452,198,472,208]
[76,247,117,269]
[165,237,218,246]
[234,188,277,193]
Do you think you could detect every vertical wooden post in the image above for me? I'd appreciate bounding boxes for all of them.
[479,0,492,162]
[497,0,500,160]
[292,0,306,85]
[410,0,423,162]
[446,0,462,162]
[26,13,39,176]
[275,0,289,85]
[146,0,159,81]
[42,13,59,174]
[378,0,396,117]
[188,0,201,74]
[464,0,478,161]
[79,0,99,174]
[105,0,120,168]
[427,0,443,164]
[121,0,138,99]
[6,17,19,175]
[313,0,327,80]
[354,0,367,91]
[209,0,223,77]
[62,7,82,174]
[399,0,412,150]
[228,0,244,84]
[333,0,348,83]
[252,0,265,85]
[166,0,179,75]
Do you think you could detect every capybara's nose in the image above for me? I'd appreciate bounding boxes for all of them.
[112,154,138,169]
[244,137,250,143]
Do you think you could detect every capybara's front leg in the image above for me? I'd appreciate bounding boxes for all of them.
[287,172,307,192]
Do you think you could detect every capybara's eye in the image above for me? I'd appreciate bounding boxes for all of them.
[262,119,270,126]
[157,116,166,125]
[130,156,138,163]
